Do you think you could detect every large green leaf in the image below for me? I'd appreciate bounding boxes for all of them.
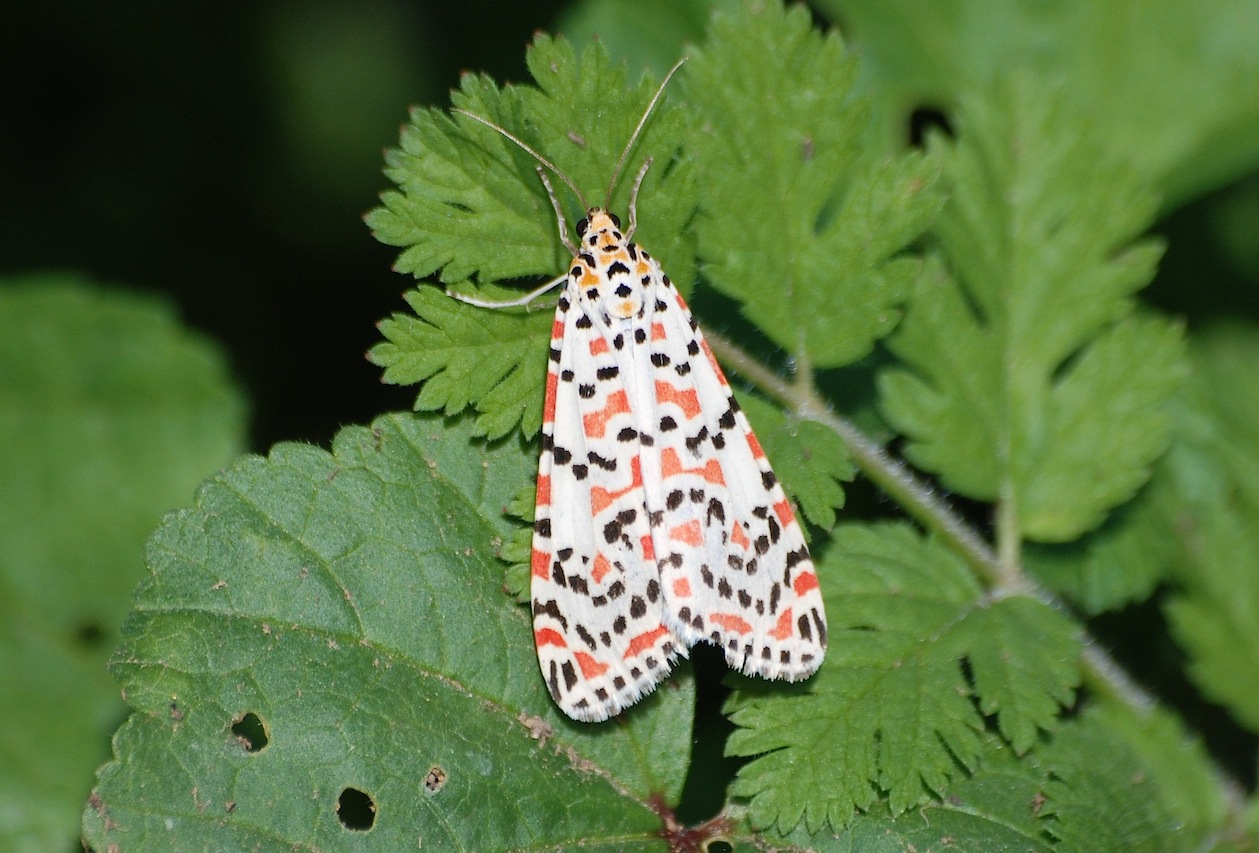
[83,413,694,851]
[369,36,697,439]
[727,523,1079,833]
[686,0,942,369]
[879,75,1185,543]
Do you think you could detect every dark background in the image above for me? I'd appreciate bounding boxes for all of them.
[2,0,574,450]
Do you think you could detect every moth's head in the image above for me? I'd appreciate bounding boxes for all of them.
[576,209,623,242]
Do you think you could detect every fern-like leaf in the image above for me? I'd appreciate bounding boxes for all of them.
[368,36,696,438]
[879,74,1185,543]
[727,523,1079,832]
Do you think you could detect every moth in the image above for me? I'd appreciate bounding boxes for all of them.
[451,59,825,721]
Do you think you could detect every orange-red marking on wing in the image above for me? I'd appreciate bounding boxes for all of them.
[590,457,643,514]
[655,380,702,420]
[625,625,670,658]
[583,389,630,439]
[670,519,703,547]
[711,613,753,635]
[535,627,567,649]
[769,608,795,641]
[574,651,609,678]
[662,447,725,487]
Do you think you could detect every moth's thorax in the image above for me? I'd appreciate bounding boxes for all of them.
[570,208,651,321]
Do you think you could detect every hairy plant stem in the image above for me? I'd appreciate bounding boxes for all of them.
[708,328,1257,830]
[703,329,1161,716]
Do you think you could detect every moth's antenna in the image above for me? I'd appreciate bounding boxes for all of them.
[604,57,686,208]
[453,108,591,211]
[453,55,685,215]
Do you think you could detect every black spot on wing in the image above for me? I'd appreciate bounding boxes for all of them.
[533,598,568,631]
[588,451,618,471]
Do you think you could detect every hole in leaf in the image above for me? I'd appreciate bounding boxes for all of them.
[424,765,448,794]
[908,105,953,147]
[337,787,376,830]
[705,841,735,853]
[75,621,106,649]
[231,712,269,752]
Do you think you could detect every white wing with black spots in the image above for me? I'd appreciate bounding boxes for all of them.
[528,210,825,722]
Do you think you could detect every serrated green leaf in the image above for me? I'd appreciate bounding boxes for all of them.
[369,84,563,284]
[740,394,852,531]
[764,736,1055,852]
[370,286,551,439]
[370,35,698,438]
[502,481,536,603]
[878,74,1186,543]
[1041,708,1187,852]
[1088,701,1229,839]
[0,275,244,852]
[83,413,694,851]
[952,598,1079,753]
[761,704,1206,850]
[686,2,942,368]
[371,34,697,291]
[727,523,1078,833]
[1023,478,1174,614]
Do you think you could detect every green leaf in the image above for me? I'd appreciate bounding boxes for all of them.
[740,394,852,531]
[686,1,942,368]
[878,74,1186,543]
[1085,701,1229,839]
[829,0,1259,207]
[0,275,244,852]
[764,736,1055,852]
[1023,481,1174,614]
[1040,708,1189,851]
[370,286,551,439]
[370,35,697,438]
[501,482,537,603]
[753,705,1208,850]
[370,34,696,289]
[557,0,714,77]
[953,598,1079,752]
[83,413,695,851]
[726,523,1079,833]
[1158,322,1259,732]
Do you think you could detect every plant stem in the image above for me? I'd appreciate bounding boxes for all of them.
[707,330,999,583]
[704,329,1161,712]
[705,328,1258,829]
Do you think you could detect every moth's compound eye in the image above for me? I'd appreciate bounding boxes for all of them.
[576,218,589,237]
[608,213,621,230]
